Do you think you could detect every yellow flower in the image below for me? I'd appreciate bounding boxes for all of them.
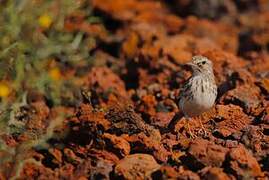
[0,82,10,97]
[38,14,52,29]
[49,67,61,81]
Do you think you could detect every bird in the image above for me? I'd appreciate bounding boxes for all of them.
[169,55,217,138]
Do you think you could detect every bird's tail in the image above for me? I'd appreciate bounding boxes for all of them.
[167,111,184,132]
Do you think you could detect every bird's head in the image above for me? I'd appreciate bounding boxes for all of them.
[185,55,213,75]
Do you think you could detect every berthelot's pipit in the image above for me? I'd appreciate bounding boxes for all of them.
[169,55,217,138]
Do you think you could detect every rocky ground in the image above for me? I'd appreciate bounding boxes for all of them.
[1,0,269,179]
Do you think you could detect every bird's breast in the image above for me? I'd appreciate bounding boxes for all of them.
[179,76,217,117]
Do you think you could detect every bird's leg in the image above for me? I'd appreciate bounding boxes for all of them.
[198,118,208,137]
[185,118,196,139]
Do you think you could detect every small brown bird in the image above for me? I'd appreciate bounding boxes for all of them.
[174,55,217,137]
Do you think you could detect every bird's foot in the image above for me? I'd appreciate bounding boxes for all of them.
[198,119,208,138]
[186,120,197,139]
[188,130,197,139]
[198,128,208,138]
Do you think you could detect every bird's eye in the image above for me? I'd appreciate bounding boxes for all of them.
[201,61,206,65]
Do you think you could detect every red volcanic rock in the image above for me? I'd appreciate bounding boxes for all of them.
[25,101,50,136]
[220,84,262,115]
[102,133,130,157]
[114,154,161,179]
[152,166,200,180]
[63,148,82,164]
[48,148,62,165]
[20,162,56,179]
[177,166,201,180]
[76,103,111,130]
[188,139,229,167]
[213,104,251,137]
[105,100,161,140]
[227,146,263,178]
[125,132,170,162]
[92,0,183,33]
[88,149,120,164]
[150,111,176,128]
[182,17,239,53]
[200,167,230,180]
[86,67,127,97]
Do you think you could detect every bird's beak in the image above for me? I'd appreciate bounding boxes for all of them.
[184,62,196,70]
[185,62,196,67]
[184,62,198,72]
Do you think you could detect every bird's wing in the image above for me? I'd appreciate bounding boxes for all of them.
[178,77,193,101]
